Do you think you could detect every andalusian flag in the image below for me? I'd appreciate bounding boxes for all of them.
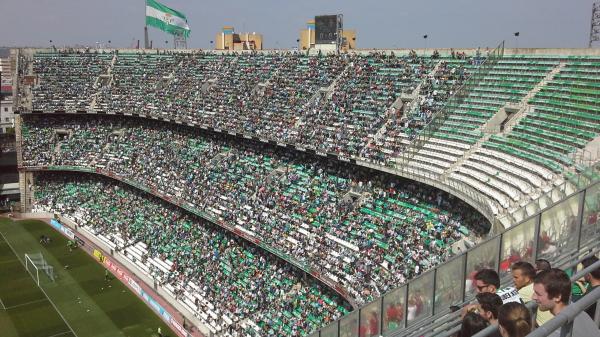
[145,0,191,37]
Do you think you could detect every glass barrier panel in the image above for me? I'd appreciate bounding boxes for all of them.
[499,217,536,278]
[382,285,406,335]
[465,237,500,299]
[339,310,359,337]
[359,299,382,337]
[321,320,339,337]
[525,201,539,218]
[537,193,581,261]
[309,332,320,337]
[511,207,527,224]
[407,271,434,326]
[434,255,465,314]
[581,183,600,248]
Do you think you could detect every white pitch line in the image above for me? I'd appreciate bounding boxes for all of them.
[46,331,73,337]
[0,296,5,309]
[0,230,80,337]
[0,258,20,265]
[4,298,48,310]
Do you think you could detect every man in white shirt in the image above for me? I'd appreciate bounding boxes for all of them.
[474,268,521,304]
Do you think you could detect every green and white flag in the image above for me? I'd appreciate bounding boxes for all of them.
[146,0,191,37]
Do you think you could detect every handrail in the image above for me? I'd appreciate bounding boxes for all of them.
[572,258,600,281]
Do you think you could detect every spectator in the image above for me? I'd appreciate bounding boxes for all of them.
[476,292,502,322]
[511,261,535,297]
[474,268,520,304]
[497,302,532,337]
[511,261,553,326]
[532,268,600,337]
[573,255,599,321]
[474,269,500,294]
[475,292,503,337]
[534,259,551,274]
[459,312,489,337]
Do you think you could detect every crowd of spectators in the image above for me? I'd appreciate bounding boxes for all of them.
[360,59,470,164]
[27,50,476,165]
[34,172,351,336]
[294,52,435,158]
[22,114,488,306]
[32,51,113,111]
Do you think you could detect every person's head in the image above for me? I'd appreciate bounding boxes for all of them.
[474,268,500,294]
[510,261,535,290]
[534,259,551,274]
[581,255,600,283]
[497,302,532,337]
[532,268,571,315]
[476,292,503,322]
[459,312,489,337]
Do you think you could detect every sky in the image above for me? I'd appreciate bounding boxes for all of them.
[0,0,597,50]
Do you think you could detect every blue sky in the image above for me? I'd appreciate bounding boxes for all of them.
[1,0,597,49]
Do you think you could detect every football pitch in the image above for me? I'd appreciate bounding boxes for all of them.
[0,217,176,337]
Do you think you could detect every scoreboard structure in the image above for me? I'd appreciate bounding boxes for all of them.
[315,14,343,51]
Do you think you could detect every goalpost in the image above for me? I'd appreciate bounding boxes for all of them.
[25,253,56,286]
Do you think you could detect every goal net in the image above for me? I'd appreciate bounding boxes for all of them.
[25,253,55,286]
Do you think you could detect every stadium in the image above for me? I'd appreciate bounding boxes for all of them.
[1,1,600,337]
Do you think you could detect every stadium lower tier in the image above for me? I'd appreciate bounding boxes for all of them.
[21,114,488,306]
[33,172,352,337]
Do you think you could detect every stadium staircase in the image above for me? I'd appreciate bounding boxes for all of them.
[90,54,117,110]
[502,61,566,134]
[15,115,26,210]
[325,62,351,99]
[366,60,445,151]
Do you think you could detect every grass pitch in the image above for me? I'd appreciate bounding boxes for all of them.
[0,217,176,337]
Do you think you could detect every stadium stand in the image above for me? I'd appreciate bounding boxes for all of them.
[21,114,487,307]
[14,47,600,337]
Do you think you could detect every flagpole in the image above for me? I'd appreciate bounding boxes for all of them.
[144,0,150,48]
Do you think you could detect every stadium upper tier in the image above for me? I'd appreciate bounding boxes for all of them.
[26,50,463,161]
[21,114,487,307]
[16,49,600,223]
[33,172,352,337]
